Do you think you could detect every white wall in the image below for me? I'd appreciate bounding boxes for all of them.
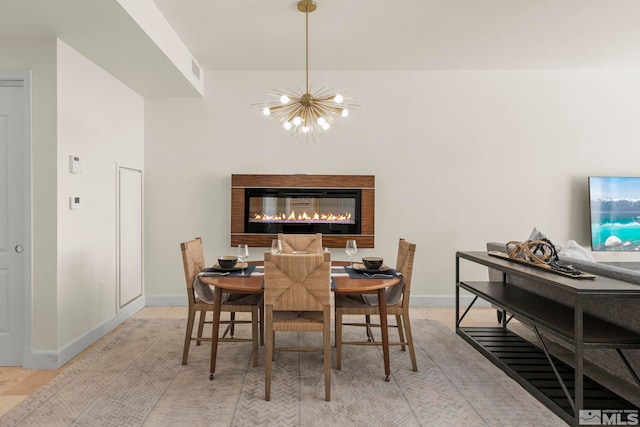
[0,37,58,351]
[1,38,145,367]
[56,40,144,349]
[145,69,640,304]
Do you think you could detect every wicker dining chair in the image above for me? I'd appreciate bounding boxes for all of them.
[277,233,323,254]
[180,237,262,366]
[263,251,332,401]
[335,238,418,372]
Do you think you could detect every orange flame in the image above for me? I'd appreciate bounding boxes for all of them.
[252,210,352,222]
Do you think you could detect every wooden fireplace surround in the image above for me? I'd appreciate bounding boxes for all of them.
[231,174,375,248]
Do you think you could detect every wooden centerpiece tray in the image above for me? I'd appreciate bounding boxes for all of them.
[488,251,596,279]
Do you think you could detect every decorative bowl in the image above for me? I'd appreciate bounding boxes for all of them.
[218,256,238,269]
[362,257,383,270]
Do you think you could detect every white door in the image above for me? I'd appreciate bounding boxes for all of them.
[0,82,26,365]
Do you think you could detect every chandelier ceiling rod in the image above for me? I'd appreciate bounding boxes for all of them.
[300,0,314,96]
[305,3,309,94]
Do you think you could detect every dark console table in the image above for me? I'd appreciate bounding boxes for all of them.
[455,251,640,426]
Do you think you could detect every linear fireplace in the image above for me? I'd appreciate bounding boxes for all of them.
[231,174,374,248]
[245,188,361,235]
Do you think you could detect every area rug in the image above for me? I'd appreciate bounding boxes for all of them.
[0,318,565,427]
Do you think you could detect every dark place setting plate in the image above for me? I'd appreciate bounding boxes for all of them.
[206,262,248,272]
[352,263,392,274]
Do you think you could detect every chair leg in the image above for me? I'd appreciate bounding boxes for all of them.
[324,320,331,402]
[196,310,206,346]
[272,332,276,361]
[230,312,236,338]
[396,314,406,351]
[335,309,343,370]
[402,312,418,372]
[182,307,196,365]
[251,307,259,367]
[265,310,273,401]
[365,314,373,341]
[260,306,265,345]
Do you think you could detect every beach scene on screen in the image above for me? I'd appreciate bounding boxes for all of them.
[589,176,640,251]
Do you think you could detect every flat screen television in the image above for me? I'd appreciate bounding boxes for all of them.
[589,176,640,251]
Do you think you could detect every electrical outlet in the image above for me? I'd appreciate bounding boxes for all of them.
[99,282,104,296]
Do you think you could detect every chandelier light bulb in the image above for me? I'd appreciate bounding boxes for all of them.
[321,122,330,130]
[293,116,303,126]
[302,126,310,133]
[262,107,271,116]
[280,95,290,104]
[283,121,292,130]
[334,94,344,103]
[317,117,326,126]
[341,109,349,118]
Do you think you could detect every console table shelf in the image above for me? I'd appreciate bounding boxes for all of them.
[460,327,635,414]
[455,251,640,426]
[459,281,640,348]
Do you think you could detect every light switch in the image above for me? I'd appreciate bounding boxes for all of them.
[69,155,82,174]
[69,196,80,210]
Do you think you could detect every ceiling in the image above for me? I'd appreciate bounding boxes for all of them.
[1,0,640,96]
[152,0,640,71]
[0,0,202,96]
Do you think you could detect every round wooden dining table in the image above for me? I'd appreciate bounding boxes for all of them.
[199,260,400,382]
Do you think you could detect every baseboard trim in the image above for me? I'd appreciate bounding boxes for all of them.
[21,294,489,369]
[23,297,146,369]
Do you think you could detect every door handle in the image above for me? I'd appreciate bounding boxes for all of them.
[15,245,23,253]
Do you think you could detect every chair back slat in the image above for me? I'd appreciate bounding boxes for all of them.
[264,252,330,311]
[396,238,416,305]
[180,237,205,298]
[277,233,323,254]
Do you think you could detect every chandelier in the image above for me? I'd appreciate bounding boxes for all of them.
[257,0,356,139]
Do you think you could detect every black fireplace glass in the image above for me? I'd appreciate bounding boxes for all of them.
[244,188,361,234]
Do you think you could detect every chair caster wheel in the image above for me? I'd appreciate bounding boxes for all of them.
[384,375,390,382]
[209,374,214,380]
